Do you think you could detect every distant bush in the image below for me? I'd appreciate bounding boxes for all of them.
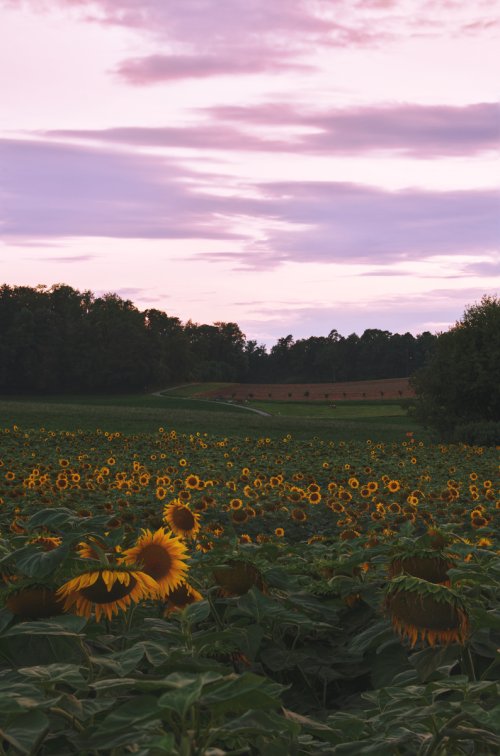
[452,421,500,447]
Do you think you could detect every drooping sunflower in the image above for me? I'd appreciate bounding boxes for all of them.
[163,500,201,539]
[121,527,189,597]
[57,567,158,622]
[385,576,469,648]
[7,584,64,619]
[213,559,264,596]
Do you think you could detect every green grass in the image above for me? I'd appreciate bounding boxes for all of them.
[246,399,406,418]
[160,382,236,398]
[0,393,428,443]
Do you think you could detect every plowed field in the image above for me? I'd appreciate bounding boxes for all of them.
[199,377,414,401]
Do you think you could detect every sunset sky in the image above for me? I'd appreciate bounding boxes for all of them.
[1,0,498,346]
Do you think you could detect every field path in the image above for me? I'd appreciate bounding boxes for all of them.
[151,384,272,416]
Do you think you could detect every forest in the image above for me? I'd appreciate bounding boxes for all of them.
[0,284,436,392]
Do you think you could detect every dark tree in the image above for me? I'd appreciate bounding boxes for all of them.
[412,295,500,436]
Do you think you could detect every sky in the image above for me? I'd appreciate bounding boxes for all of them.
[1,0,499,347]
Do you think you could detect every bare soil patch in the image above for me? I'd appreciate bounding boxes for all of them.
[197,377,414,401]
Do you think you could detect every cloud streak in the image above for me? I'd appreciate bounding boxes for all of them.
[45,102,498,157]
[2,139,496,269]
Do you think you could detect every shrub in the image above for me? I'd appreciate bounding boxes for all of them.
[452,420,500,446]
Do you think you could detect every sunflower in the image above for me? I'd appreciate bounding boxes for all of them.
[57,567,158,622]
[164,582,203,614]
[231,509,249,525]
[29,535,62,551]
[163,500,201,539]
[121,527,189,597]
[291,508,307,522]
[385,578,469,648]
[77,538,107,560]
[7,585,64,619]
[213,560,264,596]
[185,474,200,489]
[389,554,454,584]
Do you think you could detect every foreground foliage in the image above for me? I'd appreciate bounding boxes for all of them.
[0,425,498,754]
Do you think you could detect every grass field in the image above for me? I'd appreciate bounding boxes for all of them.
[0,391,425,442]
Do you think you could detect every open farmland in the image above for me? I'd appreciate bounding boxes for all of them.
[173,377,415,401]
[0,413,499,754]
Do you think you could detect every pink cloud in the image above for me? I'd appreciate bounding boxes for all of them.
[0,138,242,240]
[2,139,496,269]
[115,51,310,84]
[45,102,498,157]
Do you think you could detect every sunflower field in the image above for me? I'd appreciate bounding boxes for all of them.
[0,424,499,755]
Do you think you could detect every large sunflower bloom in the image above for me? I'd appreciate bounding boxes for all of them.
[163,500,201,539]
[57,567,158,622]
[121,527,189,597]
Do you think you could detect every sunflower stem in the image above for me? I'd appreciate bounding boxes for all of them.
[49,707,85,733]
[420,713,468,756]
[461,644,476,682]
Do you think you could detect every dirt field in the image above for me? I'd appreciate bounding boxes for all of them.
[198,377,414,401]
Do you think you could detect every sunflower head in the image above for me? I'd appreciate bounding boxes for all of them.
[6,584,64,619]
[384,576,469,648]
[213,560,264,596]
[163,500,201,539]
[121,527,189,597]
[57,567,158,622]
[164,582,203,615]
[389,553,455,585]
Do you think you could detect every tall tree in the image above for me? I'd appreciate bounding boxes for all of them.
[412,295,500,434]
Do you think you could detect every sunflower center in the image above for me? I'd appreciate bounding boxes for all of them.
[172,507,195,530]
[138,544,173,580]
[80,573,137,604]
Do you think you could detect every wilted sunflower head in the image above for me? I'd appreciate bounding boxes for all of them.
[385,576,469,648]
[121,527,189,597]
[57,567,158,622]
[7,584,64,619]
[163,500,201,539]
[213,560,264,596]
[389,551,455,585]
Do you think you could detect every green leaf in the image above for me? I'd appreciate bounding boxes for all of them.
[221,709,300,737]
[201,672,284,715]
[89,644,145,677]
[181,600,210,624]
[101,695,159,730]
[0,710,49,755]
[409,645,461,683]
[157,677,205,718]
[28,508,75,530]
[137,640,171,667]
[12,542,71,579]
[0,607,14,633]
[17,663,86,688]
[370,642,411,688]
[347,620,392,656]
[1,615,87,637]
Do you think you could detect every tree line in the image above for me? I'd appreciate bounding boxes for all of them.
[0,284,437,393]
